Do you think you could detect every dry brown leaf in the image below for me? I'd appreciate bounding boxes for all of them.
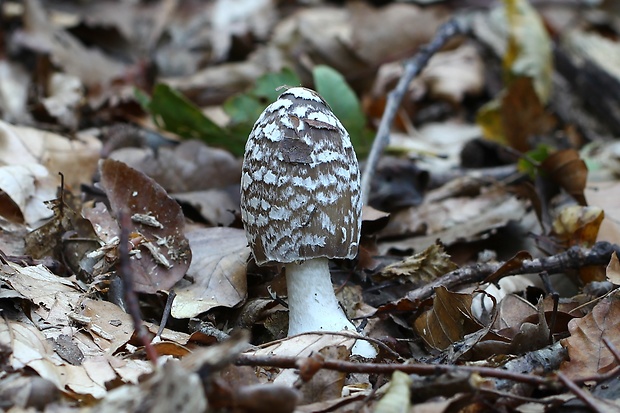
[109,140,241,193]
[91,359,206,413]
[380,187,527,253]
[542,149,589,206]
[171,227,249,318]
[606,252,620,285]
[377,241,457,284]
[552,205,605,283]
[411,43,485,104]
[299,346,349,404]
[560,296,620,381]
[414,286,483,351]
[99,158,191,294]
[80,299,133,353]
[478,77,555,152]
[173,189,237,227]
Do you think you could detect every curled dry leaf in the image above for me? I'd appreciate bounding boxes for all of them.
[377,241,458,285]
[171,227,249,319]
[0,164,55,226]
[552,205,605,283]
[414,286,483,351]
[374,371,412,413]
[541,149,588,206]
[98,158,191,293]
[560,297,620,381]
[552,205,604,248]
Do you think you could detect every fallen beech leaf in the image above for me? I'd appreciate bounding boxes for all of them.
[560,297,620,381]
[171,227,249,319]
[98,158,191,293]
[414,286,483,350]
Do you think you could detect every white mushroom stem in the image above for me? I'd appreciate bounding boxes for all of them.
[285,258,377,358]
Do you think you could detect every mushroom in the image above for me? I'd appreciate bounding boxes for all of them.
[240,87,376,358]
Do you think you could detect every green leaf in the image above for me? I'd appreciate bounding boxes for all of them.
[518,143,552,178]
[144,83,245,156]
[312,65,372,156]
[253,68,301,100]
[222,68,303,146]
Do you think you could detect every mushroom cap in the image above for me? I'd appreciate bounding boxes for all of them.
[240,87,362,266]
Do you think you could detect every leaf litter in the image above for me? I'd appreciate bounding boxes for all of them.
[1,0,620,412]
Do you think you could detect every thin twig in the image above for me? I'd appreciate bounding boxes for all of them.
[557,372,607,413]
[236,354,550,386]
[156,289,176,338]
[406,242,619,303]
[360,16,470,204]
[119,211,158,365]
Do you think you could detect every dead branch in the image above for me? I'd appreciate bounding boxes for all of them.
[406,242,619,303]
[235,353,549,386]
[360,16,470,204]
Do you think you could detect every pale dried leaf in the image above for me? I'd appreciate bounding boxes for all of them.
[246,334,356,386]
[606,252,620,285]
[0,262,81,325]
[0,319,108,398]
[0,164,55,225]
[173,189,237,226]
[586,181,620,245]
[41,73,83,129]
[0,60,32,123]
[92,359,206,413]
[0,120,101,188]
[374,371,412,413]
[172,227,249,318]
